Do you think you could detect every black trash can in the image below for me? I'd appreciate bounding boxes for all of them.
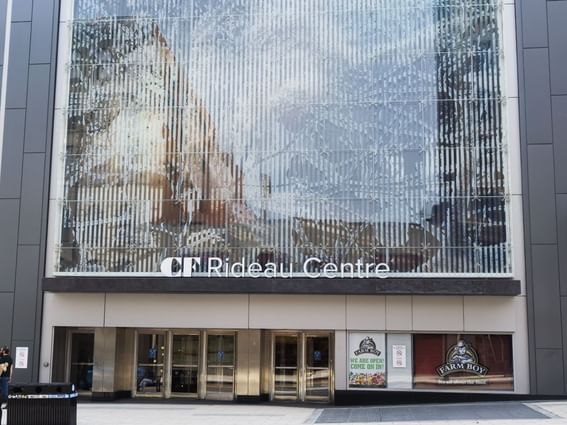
[7,383,78,425]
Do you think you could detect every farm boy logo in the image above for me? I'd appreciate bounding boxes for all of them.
[354,336,381,357]
[436,339,489,379]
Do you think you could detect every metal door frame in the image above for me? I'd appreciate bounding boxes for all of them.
[203,330,237,401]
[303,332,334,403]
[270,331,334,403]
[133,329,168,398]
[65,329,95,394]
[271,331,300,401]
[169,330,201,399]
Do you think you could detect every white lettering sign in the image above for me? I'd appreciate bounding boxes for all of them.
[160,257,201,277]
[160,257,390,278]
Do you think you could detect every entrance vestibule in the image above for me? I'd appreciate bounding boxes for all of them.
[54,328,334,403]
[272,332,333,403]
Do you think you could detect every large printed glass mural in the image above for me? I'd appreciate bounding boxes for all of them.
[57,0,508,275]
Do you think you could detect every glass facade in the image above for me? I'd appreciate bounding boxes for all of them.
[347,332,513,391]
[56,0,508,275]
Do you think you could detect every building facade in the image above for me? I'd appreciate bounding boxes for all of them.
[0,0,565,402]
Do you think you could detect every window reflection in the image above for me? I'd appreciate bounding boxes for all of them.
[58,0,508,275]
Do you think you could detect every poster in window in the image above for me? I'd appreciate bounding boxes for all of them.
[348,333,386,389]
[413,334,513,391]
[392,345,407,368]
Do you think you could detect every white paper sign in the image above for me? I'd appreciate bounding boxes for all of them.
[15,347,28,369]
[392,344,407,368]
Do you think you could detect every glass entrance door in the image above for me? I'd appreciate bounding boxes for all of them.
[136,332,166,396]
[273,335,298,400]
[305,335,331,401]
[271,332,332,402]
[69,332,94,394]
[171,334,199,396]
[205,334,235,400]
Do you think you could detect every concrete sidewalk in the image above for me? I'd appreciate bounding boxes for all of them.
[70,401,567,425]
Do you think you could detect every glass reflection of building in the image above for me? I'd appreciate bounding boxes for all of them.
[58,0,507,276]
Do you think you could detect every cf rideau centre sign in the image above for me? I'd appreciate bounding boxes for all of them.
[161,257,390,279]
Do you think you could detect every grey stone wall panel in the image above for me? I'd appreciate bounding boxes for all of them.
[563,297,567,393]
[523,49,553,144]
[0,0,8,64]
[536,348,566,395]
[556,195,567,297]
[6,22,31,109]
[0,109,25,198]
[24,65,50,152]
[0,199,20,291]
[30,0,55,64]
[531,245,563,349]
[521,0,548,49]
[12,0,32,22]
[0,293,14,343]
[552,96,567,194]
[17,153,45,245]
[12,245,39,341]
[548,2,567,95]
[527,145,557,244]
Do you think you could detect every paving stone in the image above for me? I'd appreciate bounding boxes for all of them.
[7,400,556,425]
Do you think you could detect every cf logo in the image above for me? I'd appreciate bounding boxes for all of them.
[160,257,201,277]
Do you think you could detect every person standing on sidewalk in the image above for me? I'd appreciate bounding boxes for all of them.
[0,347,13,423]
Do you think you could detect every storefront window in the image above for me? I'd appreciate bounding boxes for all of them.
[413,334,514,391]
[56,0,508,275]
